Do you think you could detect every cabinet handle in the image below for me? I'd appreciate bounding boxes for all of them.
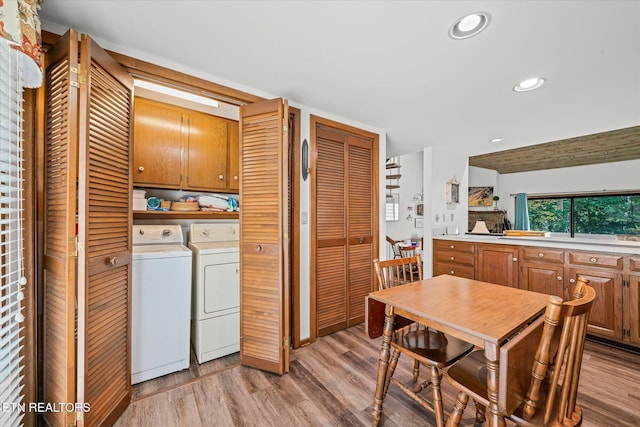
[218,174,224,180]
[233,175,239,180]
[450,256,455,261]
[590,257,597,263]
[512,257,518,262]
[538,253,544,257]
[256,244,262,253]
[569,278,576,283]
[138,166,144,172]
[108,256,119,266]
[450,245,455,249]
[359,237,365,244]
[450,270,455,274]
[557,276,563,281]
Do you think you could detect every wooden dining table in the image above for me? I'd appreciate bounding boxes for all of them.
[367,274,550,427]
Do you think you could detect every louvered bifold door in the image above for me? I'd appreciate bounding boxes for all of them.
[315,127,348,336]
[76,34,133,426]
[42,29,79,427]
[346,136,375,325]
[239,98,290,375]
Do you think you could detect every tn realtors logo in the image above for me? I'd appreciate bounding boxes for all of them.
[2,402,91,413]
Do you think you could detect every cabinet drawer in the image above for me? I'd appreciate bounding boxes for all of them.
[521,247,565,264]
[434,240,475,254]
[434,262,474,279]
[629,256,640,272]
[435,251,474,266]
[568,252,623,270]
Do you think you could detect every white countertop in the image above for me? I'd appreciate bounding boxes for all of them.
[433,234,640,255]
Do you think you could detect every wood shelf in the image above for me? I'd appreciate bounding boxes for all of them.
[386,163,401,169]
[133,210,239,220]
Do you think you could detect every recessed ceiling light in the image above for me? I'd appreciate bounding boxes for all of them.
[449,12,491,39]
[513,77,546,92]
[490,138,504,143]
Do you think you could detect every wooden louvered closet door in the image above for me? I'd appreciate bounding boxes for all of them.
[314,123,377,337]
[42,28,79,427]
[239,98,290,374]
[42,30,133,426]
[76,34,133,426]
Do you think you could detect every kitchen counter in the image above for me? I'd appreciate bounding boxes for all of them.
[433,234,640,255]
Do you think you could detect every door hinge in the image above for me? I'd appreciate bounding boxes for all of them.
[283,125,288,133]
[69,236,78,257]
[623,279,630,288]
[283,337,290,349]
[623,327,631,338]
[69,67,86,87]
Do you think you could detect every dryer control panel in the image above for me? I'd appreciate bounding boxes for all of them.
[189,223,239,244]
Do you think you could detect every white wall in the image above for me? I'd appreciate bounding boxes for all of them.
[470,159,640,225]
[385,151,424,256]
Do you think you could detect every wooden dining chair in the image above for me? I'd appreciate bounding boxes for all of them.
[444,277,596,427]
[385,235,402,258]
[373,256,474,426]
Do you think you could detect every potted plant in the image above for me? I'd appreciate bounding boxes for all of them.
[492,195,500,210]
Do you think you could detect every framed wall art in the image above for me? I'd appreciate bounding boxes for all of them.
[468,186,494,207]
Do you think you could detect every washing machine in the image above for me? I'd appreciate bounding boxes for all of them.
[131,224,192,384]
[188,223,240,363]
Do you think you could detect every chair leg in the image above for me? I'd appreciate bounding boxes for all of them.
[383,348,401,398]
[446,392,469,427]
[429,365,445,427]
[473,400,486,426]
[412,358,421,384]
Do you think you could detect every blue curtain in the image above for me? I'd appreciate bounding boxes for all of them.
[514,193,530,230]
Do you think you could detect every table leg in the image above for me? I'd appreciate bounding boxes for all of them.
[372,305,395,427]
[484,345,506,427]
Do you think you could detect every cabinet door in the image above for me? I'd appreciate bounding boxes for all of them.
[628,275,640,344]
[227,120,240,192]
[185,110,228,191]
[132,97,183,188]
[520,262,564,297]
[567,268,623,340]
[476,244,519,288]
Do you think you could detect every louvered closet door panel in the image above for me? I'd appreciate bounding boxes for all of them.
[239,98,289,375]
[42,29,79,427]
[316,129,348,335]
[347,139,374,324]
[77,34,133,426]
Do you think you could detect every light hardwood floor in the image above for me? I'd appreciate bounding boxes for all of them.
[115,325,640,426]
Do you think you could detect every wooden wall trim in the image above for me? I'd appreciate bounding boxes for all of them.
[42,30,264,106]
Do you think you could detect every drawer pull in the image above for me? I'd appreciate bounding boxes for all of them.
[538,253,544,258]
[450,245,455,249]
[590,257,597,263]
[450,270,455,274]
[450,256,455,261]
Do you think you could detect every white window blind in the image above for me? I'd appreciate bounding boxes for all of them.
[0,40,28,426]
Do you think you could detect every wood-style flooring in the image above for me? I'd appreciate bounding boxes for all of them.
[115,325,640,426]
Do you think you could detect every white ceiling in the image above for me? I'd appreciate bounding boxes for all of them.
[39,1,640,157]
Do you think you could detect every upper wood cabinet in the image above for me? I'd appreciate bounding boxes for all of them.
[133,97,239,193]
[133,97,183,188]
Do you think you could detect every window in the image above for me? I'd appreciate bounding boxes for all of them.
[385,194,399,221]
[528,193,640,238]
[0,41,28,425]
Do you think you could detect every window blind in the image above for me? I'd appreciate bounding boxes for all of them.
[0,40,27,426]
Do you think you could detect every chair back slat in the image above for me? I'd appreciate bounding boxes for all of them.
[374,254,423,290]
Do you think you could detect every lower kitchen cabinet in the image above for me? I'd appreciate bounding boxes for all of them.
[629,275,640,344]
[521,263,565,297]
[566,267,623,340]
[434,238,640,349]
[476,244,519,288]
